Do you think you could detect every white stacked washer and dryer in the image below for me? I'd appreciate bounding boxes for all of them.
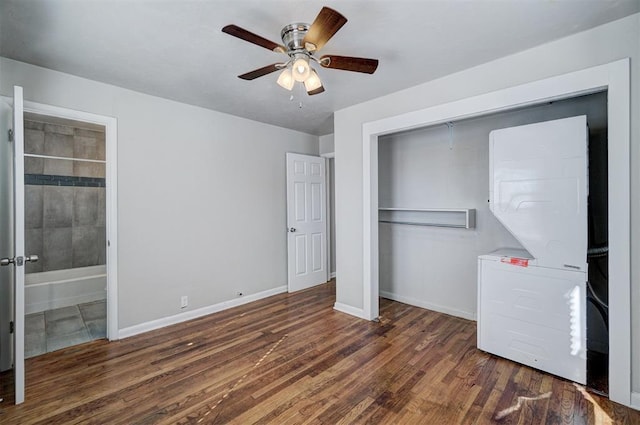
[477,115,589,384]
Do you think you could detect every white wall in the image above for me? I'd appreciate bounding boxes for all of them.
[0,57,318,329]
[319,133,335,156]
[378,93,606,319]
[334,14,639,389]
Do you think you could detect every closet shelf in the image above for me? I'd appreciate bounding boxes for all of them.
[378,208,476,229]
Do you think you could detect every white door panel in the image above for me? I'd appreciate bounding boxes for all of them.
[294,182,305,221]
[0,87,27,404]
[312,233,323,272]
[286,153,327,292]
[12,86,26,405]
[0,96,14,373]
[311,183,322,221]
[295,234,307,274]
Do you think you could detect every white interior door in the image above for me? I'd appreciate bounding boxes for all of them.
[286,153,327,292]
[0,86,31,404]
[0,92,15,374]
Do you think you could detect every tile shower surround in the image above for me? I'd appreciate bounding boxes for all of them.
[25,174,105,187]
[24,119,106,274]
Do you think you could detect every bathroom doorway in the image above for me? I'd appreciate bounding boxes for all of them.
[0,91,118,404]
[22,113,109,356]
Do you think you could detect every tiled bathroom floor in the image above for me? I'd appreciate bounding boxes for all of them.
[25,300,106,358]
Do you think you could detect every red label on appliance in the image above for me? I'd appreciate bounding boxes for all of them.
[500,257,529,267]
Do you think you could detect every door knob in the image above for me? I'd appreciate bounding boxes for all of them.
[288,227,297,232]
[0,255,38,266]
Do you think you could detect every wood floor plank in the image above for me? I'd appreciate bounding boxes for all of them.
[1,280,639,424]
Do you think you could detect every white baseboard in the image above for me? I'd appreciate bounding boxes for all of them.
[631,392,640,410]
[119,286,287,339]
[330,272,336,279]
[333,302,367,320]
[379,291,476,321]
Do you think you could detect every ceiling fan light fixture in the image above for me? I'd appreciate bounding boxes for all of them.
[292,55,311,82]
[223,7,379,95]
[277,68,295,90]
[304,69,323,92]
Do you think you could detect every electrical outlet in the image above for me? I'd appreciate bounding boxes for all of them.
[181,296,188,309]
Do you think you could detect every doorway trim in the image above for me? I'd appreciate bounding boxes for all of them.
[22,100,119,341]
[362,59,630,405]
[320,152,335,280]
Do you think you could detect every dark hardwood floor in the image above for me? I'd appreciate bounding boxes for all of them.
[1,280,638,424]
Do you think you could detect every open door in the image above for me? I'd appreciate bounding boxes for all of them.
[286,153,327,292]
[0,86,38,405]
[0,87,16,393]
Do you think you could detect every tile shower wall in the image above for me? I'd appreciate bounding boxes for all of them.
[24,120,106,274]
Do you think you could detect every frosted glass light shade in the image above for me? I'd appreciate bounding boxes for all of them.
[304,69,322,92]
[277,69,294,90]
[292,56,311,82]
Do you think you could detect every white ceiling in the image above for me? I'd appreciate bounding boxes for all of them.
[1,1,638,136]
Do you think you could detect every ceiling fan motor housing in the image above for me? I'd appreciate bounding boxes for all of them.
[281,23,310,52]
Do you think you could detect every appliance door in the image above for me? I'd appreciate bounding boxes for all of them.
[478,257,586,384]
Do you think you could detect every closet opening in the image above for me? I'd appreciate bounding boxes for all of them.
[377,91,608,394]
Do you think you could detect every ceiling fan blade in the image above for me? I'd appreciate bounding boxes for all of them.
[222,25,286,53]
[319,55,379,74]
[302,7,347,52]
[238,63,282,80]
[307,86,325,96]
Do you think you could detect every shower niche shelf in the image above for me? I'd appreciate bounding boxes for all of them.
[378,208,476,229]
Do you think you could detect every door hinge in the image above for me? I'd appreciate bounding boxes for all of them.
[8,129,13,142]
[9,321,14,334]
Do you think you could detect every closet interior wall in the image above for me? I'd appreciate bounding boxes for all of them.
[377,91,607,320]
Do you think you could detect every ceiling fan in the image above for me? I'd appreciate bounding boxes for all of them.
[222,6,379,96]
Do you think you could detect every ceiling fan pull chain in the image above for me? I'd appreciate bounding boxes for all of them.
[298,82,304,108]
